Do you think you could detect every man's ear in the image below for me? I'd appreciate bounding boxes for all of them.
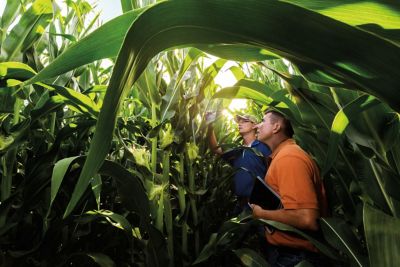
[272,122,281,133]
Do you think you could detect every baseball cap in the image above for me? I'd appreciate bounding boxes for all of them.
[234,114,258,123]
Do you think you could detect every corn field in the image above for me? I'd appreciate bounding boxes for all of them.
[0,0,399,266]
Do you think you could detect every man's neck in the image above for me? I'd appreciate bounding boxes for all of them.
[268,135,289,151]
[242,133,256,146]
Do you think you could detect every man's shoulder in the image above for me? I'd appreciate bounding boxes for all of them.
[276,142,310,161]
[252,140,271,154]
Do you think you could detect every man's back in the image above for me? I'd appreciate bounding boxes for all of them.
[265,139,328,252]
[227,140,270,197]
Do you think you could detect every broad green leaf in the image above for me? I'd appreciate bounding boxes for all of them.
[91,174,102,209]
[0,87,16,114]
[234,248,270,267]
[322,95,381,175]
[213,84,270,103]
[365,159,400,217]
[1,0,53,60]
[86,252,116,267]
[50,156,150,227]
[320,217,368,267]
[20,1,53,53]
[0,0,21,32]
[47,156,82,223]
[86,209,140,238]
[196,57,226,98]
[160,48,203,123]
[39,83,100,117]
[0,63,99,118]
[1,95,64,154]
[213,79,302,124]
[0,62,37,80]
[99,161,150,225]
[294,261,314,267]
[64,0,400,217]
[145,225,170,267]
[260,219,339,260]
[228,65,245,81]
[346,106,400,159]
[195,44,279,61]
[135,61,161,110]
[120,0,133,13]
[0,134,14,151]
[194,217,254,264]
[260,67,337,127]
[193,233,218,264]
[285,1,400,30]
[27,7,147,84]
[48,32,77,42]
[293,61,347,88]
[364,203,400,267]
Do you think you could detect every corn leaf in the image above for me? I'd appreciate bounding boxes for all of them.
[195,44,279,62]
[212,79,302,123]
[86,253,116,267]
[0,0,21,32]
[364,203,400,267]
[160,48,203,123]
[1,0,53,60]
[120,0,133,13]
[285,1,400,29]
[320,217,368,267]
[0,61,37,80]
[28,8,146,84]
[233,248,270,267]
[99,160,150,225]
[91,174,102,209]
[63,0,400,217]
[86,209,137,237]
[322,95,380,175]
[260,219,339,260]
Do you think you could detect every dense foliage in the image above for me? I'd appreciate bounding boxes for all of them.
[1,0,400,266]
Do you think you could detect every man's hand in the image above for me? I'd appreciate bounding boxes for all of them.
[205,111,217,124]
[250,204,264,219]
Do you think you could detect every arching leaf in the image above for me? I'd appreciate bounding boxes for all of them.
[63,0,400,217]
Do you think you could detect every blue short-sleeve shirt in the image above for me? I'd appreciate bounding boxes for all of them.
[222,140,271,197]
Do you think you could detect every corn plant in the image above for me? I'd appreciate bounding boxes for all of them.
[1,0,400,266]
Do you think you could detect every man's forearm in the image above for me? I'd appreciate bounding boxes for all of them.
[252,205,320,231]
[208,125,223,155]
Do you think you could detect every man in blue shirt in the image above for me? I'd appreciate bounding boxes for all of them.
[207,113,271,215]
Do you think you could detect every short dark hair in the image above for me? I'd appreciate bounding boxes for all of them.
[265,109,294,138]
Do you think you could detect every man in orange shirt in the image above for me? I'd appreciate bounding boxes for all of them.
[251,109,329,267]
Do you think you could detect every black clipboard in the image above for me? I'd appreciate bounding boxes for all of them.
[249,175,281,210]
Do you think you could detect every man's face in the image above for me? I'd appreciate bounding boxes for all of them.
[237,118,255,135]
[256,113,274,142]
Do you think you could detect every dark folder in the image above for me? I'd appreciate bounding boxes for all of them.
[249,175,281,210]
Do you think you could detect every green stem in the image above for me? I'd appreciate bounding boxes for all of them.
[50,112,56,135]
[1,98,21,201]
[182,223,188,256]
[187,157,199,255]
[1,157,10,201]
[178,153,186,216]
[162,152,174,266]
[178,153,188,257]
[151,102,158,176]
[13,98,21,125]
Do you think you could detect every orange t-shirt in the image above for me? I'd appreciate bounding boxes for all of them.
[264,139,328,252]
